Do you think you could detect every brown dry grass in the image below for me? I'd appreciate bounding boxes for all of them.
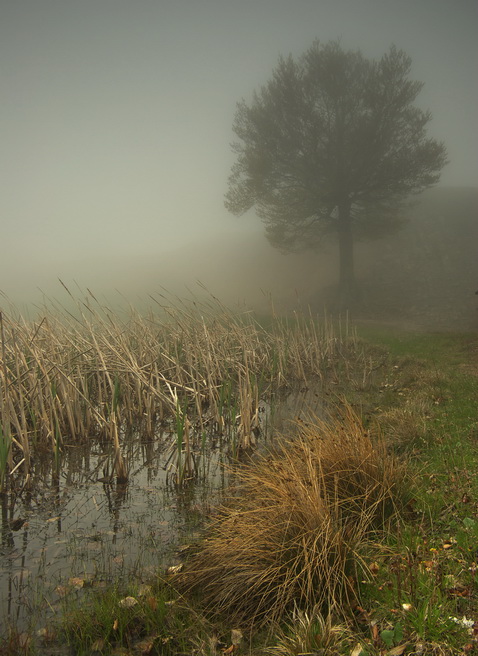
[0,289,361,488]
[178,405,410,627]
[264,605,353,655]
[375,401,430,452]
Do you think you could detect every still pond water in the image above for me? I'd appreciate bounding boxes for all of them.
[0,389,321,637]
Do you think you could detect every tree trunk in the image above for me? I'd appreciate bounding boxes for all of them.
[337,200,358,308]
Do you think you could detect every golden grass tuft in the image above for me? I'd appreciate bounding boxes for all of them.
[178,405,410,626]
[265,605,353,655]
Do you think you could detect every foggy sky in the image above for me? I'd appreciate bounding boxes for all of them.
[1,0,477,308]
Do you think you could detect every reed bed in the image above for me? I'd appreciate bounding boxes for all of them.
[0,290,358,489]
[178,405,410,627]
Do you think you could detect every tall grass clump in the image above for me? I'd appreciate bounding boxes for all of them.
[178,405,410,626]
[265,605,353,655]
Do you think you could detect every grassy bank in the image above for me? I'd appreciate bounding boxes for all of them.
[2,318,478,655]
[349,326,478,655]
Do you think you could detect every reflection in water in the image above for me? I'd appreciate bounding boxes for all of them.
[0,390,321,634]
[0,433,228,633]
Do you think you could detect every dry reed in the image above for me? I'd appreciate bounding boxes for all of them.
[0,288,358,489]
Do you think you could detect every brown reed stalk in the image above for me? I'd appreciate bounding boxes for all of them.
[110,413,128,484]
[0,290,364,488]
[0,311,13,488]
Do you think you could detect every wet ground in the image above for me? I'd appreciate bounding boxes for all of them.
[0,437,222,634]
[0,390,323,639]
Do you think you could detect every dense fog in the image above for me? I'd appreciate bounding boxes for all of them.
[1,1,477,330]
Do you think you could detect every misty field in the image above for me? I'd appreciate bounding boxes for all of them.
[0,289,367,650]
[1,290,478,656]
[0,289,361,491]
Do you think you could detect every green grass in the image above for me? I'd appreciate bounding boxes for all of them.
[57,579,213,656]
[351,325,478,654]
[260,325,478,654]
[356,323,476,366]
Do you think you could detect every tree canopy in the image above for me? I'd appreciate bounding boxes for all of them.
[225,41,447,303]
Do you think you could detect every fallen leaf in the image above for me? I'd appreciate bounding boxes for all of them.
[387,644,408,656]
[10,518,27,531]
[231,629,243,646]
[354,605,371,623]
[350,643,365,656]
[448,586,472,597]
[369,561,380,575]
[135,637,157,654]
[113,618,119,630]
[68,577,84,589]
[167,564,183,575]
[146,596,157,611]
[119,596,138,608]
[450,616,475,632]
[36,627,55,640]
[421,560,435,571]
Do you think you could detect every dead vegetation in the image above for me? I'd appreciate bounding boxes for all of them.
[177,404,411,627]
[0,289,359,490]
